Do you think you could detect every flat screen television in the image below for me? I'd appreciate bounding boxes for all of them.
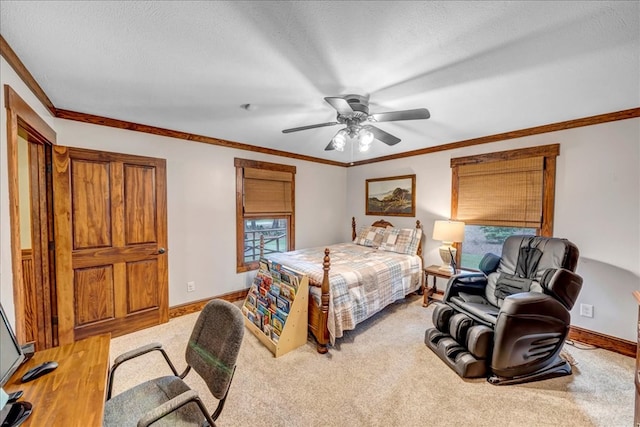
[0,303,25,399]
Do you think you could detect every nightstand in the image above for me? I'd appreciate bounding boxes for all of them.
[423,265,473,307]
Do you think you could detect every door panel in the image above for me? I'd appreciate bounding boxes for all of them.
[71,160,112,249]
[127,260,158,313]
[20,250,37,343]
[53,146,168,344]
[124,164,157,244]
[74,266,115,325]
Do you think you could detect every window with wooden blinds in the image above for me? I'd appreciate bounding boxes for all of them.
[451,143,559,238]
[456,157,544,228]
[235,158,296,273]
[450,144,559,269]
[243,168,293,214]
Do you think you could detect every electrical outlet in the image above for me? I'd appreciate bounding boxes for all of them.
[187,281,195,292]
[579,303,593,318]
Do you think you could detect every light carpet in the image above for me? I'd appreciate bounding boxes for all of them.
[110,295,634,426]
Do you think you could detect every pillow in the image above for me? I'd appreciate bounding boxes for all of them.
[353,226,386,248]
[379,227,422,255]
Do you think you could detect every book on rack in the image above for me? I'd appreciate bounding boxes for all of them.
[271,313,285,333]
[280,283,296,301]
[275,295,290,313]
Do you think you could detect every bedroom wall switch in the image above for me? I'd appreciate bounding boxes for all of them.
[187,281,195,292]
[579,303,593,318]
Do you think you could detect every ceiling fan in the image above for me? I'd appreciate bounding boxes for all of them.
[282,94,430,151]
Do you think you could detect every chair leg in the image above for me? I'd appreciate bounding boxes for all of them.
[487,355,571,385]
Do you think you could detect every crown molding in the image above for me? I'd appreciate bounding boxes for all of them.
[350,107,640,166]
[0,35,57,116]
[55,108,347,167]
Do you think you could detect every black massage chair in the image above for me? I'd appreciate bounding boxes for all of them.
[425,235,583,385]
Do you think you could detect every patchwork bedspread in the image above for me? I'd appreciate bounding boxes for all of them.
[266,243,423,343]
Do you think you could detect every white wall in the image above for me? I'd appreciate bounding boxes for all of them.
[347,118,640,341]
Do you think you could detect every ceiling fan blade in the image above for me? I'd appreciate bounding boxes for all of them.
[370,108,430,122]
[324,141,335,151]
[282,122,339,133]
[324,97,354,116]
[365,125,401,146]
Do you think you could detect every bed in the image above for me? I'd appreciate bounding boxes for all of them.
[261,218,423,353]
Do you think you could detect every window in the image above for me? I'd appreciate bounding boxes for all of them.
[461,225,537,269]
[235,158,296,272]
[450,144,559,270]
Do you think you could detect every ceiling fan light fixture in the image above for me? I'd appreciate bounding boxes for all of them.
[358,128,374,152]
[282,94,430,154]
[332,129,348,151]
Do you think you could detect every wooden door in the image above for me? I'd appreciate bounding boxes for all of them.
[52,146,168,344]
[18,132,57,350]
[25,141,56,349]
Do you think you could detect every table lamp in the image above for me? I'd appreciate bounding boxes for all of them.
[432,220,465,273]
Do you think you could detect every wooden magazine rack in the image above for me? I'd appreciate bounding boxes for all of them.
[242,259,309,357]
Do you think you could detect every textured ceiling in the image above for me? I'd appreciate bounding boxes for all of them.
[1,1,638,163]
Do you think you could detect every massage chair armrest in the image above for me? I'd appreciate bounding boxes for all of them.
[442,251,499,301]
[497,292,571,325]
[492,292,571,378]
[541,268,583,310]
[444,273,488,301]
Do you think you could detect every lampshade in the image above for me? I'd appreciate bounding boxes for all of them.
[432,220,465,243]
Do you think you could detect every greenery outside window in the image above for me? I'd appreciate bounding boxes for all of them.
[235,158,296,273]
[461,225,537,269]
[450,144,559,270]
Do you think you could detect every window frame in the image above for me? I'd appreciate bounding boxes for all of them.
[235,158,296,273]
[450,144,559,267]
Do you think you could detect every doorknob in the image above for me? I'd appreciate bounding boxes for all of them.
[158,248,166,254]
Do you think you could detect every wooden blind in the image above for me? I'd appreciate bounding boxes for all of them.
[456,157,544,228]
[243,167,293,214]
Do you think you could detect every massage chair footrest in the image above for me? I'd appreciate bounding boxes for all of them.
[424,328,487,379]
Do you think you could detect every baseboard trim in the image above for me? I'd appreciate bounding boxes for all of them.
[169,289,248,319]
[568,325,635,358]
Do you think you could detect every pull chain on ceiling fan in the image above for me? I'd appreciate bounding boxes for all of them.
[282,94,430,152]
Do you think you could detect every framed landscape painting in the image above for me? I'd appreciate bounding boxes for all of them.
[365,174,416,217]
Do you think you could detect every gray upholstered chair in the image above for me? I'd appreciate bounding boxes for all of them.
[104,299,245,426]
[425,235,583,385]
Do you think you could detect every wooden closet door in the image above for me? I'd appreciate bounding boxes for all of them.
[52,146,168,344]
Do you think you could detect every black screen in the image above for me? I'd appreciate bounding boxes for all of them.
[0,303,24,388]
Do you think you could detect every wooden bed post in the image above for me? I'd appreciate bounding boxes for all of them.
[351,217,356,241]
[415,220,422,257]
[316,248,331,354]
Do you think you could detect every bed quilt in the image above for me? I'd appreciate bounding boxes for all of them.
[266,242,423,343]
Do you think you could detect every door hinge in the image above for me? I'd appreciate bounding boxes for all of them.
[48,241,55,251]
[45,162,52,174]
[51,316,58,326]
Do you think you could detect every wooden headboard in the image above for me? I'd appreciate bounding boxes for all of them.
[351,217,423,257]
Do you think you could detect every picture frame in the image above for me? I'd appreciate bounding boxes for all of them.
[365,174,416,217]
